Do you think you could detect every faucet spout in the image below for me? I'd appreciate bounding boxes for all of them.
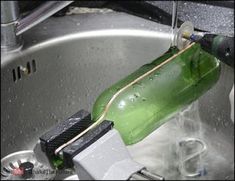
[1,1,73,52]
[1,1,21,51]
[16,1,73,36]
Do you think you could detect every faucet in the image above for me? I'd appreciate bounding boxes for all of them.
[1,1,73,52]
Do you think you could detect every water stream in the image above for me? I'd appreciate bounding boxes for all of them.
[128,101,208,180]
[128,99,234,180]
[171,1,179,46]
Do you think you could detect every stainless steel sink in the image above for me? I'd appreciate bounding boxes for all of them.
[1,11,234,180]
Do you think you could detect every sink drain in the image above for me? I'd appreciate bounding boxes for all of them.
[1,150,55,180]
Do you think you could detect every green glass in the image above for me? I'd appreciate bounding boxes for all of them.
[91,44,221,145]
[52,156,64,169]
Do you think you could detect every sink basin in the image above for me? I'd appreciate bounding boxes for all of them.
[1,11,234,180]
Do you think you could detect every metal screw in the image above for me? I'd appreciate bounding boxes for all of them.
[20,66,29,75]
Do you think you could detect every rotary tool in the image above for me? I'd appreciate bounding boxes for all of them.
[183,32,234,68]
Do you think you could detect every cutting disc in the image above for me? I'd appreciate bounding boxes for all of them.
[175,21,194,50]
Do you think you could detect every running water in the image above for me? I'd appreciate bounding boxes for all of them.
[171,1,179,46]
[128,99,234,180]
[171,1,178,31]
[128,101,207,180]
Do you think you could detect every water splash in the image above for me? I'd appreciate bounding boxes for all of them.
[171,1,179,46]
[128,101,207,179]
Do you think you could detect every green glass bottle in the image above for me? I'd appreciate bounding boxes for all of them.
[91,43,221,145]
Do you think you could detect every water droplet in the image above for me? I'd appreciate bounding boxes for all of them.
[134,93,140,98]
[142,97,147,102]
[118,100,126,109]
[130,98,135,102]
[154,72,160,77]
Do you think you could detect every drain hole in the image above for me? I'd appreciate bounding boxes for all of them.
[3,167,10,173]
[12,60,36,82]
[17,66,21,80]
[12,69,16,82]
[27,62,31,74]
[1,172,8,177]
[32,59,36,72]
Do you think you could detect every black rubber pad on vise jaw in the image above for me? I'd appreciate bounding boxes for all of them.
[63,120,114,168]
[39,110,93,158]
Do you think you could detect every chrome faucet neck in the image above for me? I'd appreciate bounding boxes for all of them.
[1,1,22,52]
[1,1,73,52]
